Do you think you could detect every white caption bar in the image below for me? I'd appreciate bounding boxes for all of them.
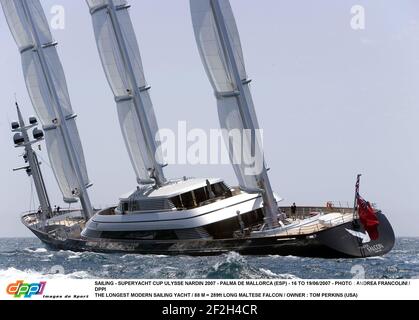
[1,279,418,300]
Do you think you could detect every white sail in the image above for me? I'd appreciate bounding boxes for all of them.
[1,0,91,204]
[86,0,165,185]
[191,0,280,226]
[191,0,263,191]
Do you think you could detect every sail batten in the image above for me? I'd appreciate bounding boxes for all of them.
[191,0,280,227]
[1,0,93,217]
[86,0,165,186]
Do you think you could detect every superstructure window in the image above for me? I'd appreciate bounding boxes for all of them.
[120,202,128,212]
[213,182,232,197]
[170,182,233,210]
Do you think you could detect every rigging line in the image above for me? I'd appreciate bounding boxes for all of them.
[8,94,25,128]
[35,150,52,170]
[29,178,34,213]
[4,96,15,129]
[32,179,38,212]
[4,113,12,131]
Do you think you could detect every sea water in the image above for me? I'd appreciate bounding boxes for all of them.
[0,238,417,279]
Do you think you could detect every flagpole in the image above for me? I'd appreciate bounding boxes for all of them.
[353,174,362,223]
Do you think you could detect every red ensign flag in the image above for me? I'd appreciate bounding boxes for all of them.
[357,196,380,240]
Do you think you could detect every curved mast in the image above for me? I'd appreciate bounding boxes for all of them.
[20,0,93,219]
[14,103,52,224]
[87,0,166,187]
[191,0,280,228]
[210,0,279,228]
[106,0,165,186]
[1,0,93,219]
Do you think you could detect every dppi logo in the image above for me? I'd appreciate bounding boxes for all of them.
[6,280,46,298]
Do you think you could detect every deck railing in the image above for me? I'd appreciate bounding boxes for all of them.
[281,212,353,236]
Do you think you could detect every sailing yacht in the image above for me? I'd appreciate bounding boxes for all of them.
[3,0,395,258]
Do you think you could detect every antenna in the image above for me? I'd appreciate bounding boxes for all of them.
[12,103,52,227]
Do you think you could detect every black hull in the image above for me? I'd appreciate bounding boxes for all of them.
[26,212,395,259]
